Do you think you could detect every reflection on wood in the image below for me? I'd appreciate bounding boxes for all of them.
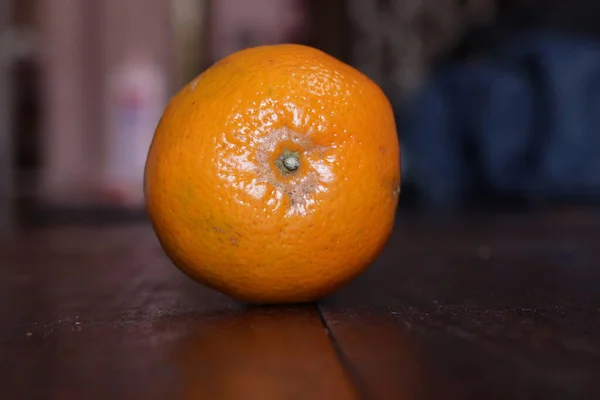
[1,212,600,398]
[174,307,358,400]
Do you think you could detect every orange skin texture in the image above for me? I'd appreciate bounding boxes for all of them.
[144,44,400,304]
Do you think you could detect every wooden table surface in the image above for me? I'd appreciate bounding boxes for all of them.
[1,212,600,399]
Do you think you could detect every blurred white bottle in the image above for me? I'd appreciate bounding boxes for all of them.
[103,54,167,207]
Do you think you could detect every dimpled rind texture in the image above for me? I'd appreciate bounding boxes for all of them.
[144,44,401,304]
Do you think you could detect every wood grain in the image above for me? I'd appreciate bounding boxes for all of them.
[319,213,600,399]
[0,226,357,399]
[1,212,599,399]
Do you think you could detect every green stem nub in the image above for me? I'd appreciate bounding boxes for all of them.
[283,156,299,171]
[275,150,301,175]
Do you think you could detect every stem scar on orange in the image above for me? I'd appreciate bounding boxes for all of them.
[144,44,401,304]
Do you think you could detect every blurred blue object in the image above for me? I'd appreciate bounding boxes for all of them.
[400,30,600,209]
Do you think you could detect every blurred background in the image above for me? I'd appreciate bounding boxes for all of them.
[1,0,600,237]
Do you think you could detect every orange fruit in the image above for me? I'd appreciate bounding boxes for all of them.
[144,44,400,304]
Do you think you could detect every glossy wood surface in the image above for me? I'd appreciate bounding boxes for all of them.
[1,212,599,399]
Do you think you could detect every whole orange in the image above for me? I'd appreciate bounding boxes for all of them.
[144,44,400,304]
